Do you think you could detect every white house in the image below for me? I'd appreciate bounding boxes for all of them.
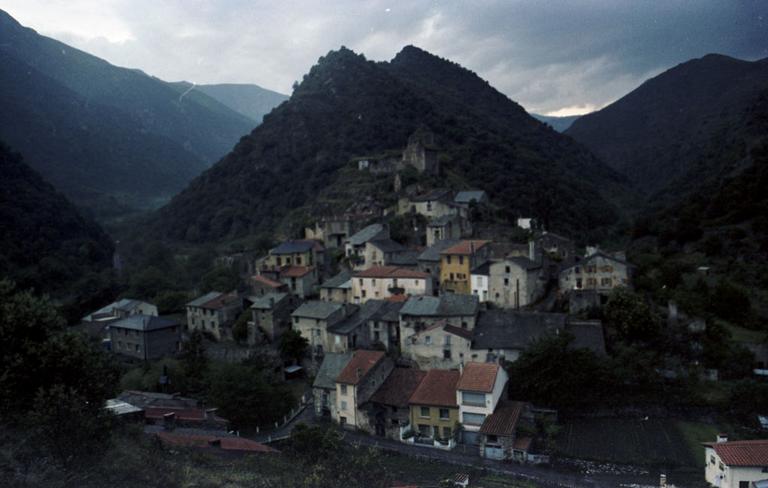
[704,436,768,488]
[470,263,490,302]
[456,362,508,445]
[351,266,432,303]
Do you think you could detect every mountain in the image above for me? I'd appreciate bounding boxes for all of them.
[151,46,629,244]
[174,83,289,123]
[0,142,114,308]
[0,9,255,214]
[531,114,580,132]
[566,54,768,195]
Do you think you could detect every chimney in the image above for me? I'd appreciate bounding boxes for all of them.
[528,240,536,261]
[163,412,176,431]
[659,473,667,488]
[717,433,728,443]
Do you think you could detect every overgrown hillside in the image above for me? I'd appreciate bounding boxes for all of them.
[151,46,630,244]
[0,9,255,214]
[180,82,290,123]
[0,142,115,317]
[566,54,768,196]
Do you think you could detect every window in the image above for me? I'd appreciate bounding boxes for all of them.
[293,317,299,324]
[505,266,510,274]
[296,256,302,265]
[575,278,582,289]
[362,290,367,298]
[587,278,597,286]
[340,400,347,410]
[709,456,715,465]
[372,279,376,285]
[442,426,452,438]
[374,331,380,341]
[276,257,282,266]
[459,256,464,265]
[574,266,581,274]
[334,335,341,344]
[339,416,347,425]
[462,412,486,425]
[286,257,292,264]
[462,392,485,406]
[446,255,451,264]
[314,329,321,337]
[739,483,749,488]
[443,349,451,360]
[341,384,348,395]
[420,407,430,418]
[601,278,612,286]
[487,435,498,443]
[504,278,509,286]
[439,408,450,420]
[359,278,363,285]
[425,336,432,345]
[135,344,140,352]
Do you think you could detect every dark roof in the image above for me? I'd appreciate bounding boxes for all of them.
[329,301,383,335]
[292,301,344,320]
[348,224,387,246]
[409,369,460,407]
[83,298,154,321]
[471,262,491,276]
[117,390,200,409]
[111,314,178,332]
[564,251,635,270]
[454,190,487,204]
[250,292,290,310]
[428,214,460,227]
[388,250,420,267]
[400,294,479,317]
[479,401,528,436]
[710,440,768,467]
[156,432,276,453]
[410,188,452,202]
[270,239,322,255]
[444,324,473,340]
[472,310,567,350]
[456,362,500,393]
[505,256,541,270]
[418,239,460,262]
[368,238,406,253]
[369,368,427,407]
[371,300,406,322]
[321,270,352,289]
[313,352,354,389]
[187,291,239,310]
[566,320,607,355]
[336,350,386,385]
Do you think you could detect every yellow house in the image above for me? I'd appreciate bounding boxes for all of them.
[408,369,460,443]
[440,240,490,294]
[263,240,324,270]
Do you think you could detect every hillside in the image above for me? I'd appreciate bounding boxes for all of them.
[531,114,580,132]
[181,82,289,123]
[0,142,114,312]
[0,9,255,214]
[566,54,768,195]
[150,46,629,244]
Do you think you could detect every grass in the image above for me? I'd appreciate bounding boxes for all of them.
[674,421,720,468]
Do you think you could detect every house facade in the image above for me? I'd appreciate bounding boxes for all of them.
[312,352,353,418]
[440,240,491,294]
[487,258,545,309]
[334,350,394,429]
[279,265,318,298]
[399,295,480,357]
[478,402,534,461]
[291,301,346,357]
[407,369,461,449]
[83,298,158,323]
[319,271,352,303]
[365,368,426,439]
[398,189,456,220]
[364,239,407,268]
[345,223,390,270]
[403,321,474,369]
[704,436,768,488]
[426,214,470,247]
[351,266,432,303]
[559,252,632,294]
[456,362,508,445]
[110,315,181,360]
[263,239,324,271]
[186,291,242,341]
[249,292,296,343]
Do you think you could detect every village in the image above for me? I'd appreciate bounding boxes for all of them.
[78,131,766,488]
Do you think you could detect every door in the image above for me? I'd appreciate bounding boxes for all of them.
[484,445,504,460]
[463,430,480,445]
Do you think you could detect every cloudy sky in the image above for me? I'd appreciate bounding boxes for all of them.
[2,1,766,115]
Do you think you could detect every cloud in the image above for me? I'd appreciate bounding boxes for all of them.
[2,0,766,114]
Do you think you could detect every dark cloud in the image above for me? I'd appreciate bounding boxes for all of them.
[3,0,766,114]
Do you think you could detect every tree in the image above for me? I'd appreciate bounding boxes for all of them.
[604,288,661,345]
[179,330,208,394]
[232,309,251,344]
[280,329,309,364]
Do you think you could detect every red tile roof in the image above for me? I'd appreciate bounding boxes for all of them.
[370,368,427,407]
[156,432,277,453]
[457,362,500,393]
[200,293,239,310]
[281,265,314,278]
[409,369,460,407]
[440,240,490,256]
[444,324,473,340]
[145,407,205,422]
[710,439,768,467]
[386,294,410,303]
[336,350,386,385]
[479,401,528,436]
[354,266,430,279]
[252,274,283,288]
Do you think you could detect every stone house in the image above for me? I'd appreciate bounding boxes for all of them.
[407,369,461,448]
[487,257,545,308]
[478,401,535,461]
[279,265,318,298]
[186,291,242,341]
[351,266,432,304]
[704,435,768,488]
[250,274,288,297]
[355,128,439,176]
[115,391,229,431]
[456,362,508,445]
[262,240,325,272]
[534,232,575,261]
[345,223,390,270]
[440,240,491,294]
[291,301,347,357]
[470,263,490,303]
[364,238,408,268]
[326,300,386,353]
[559,251,633,297]
[83,298,158,323]
[364,368,427,439]
[398,188,458,219]
[334,350,394,430]
[319,270,352,303]
[403,320,474,369]
[110,315,181,360]
[368,299,406,351]
[249,292,297,343]
[305,215,360,249]
[454,190,488,208]
[312,352,353,418]
[426,214,471,247]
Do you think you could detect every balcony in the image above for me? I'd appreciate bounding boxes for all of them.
[399,423,455,450]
